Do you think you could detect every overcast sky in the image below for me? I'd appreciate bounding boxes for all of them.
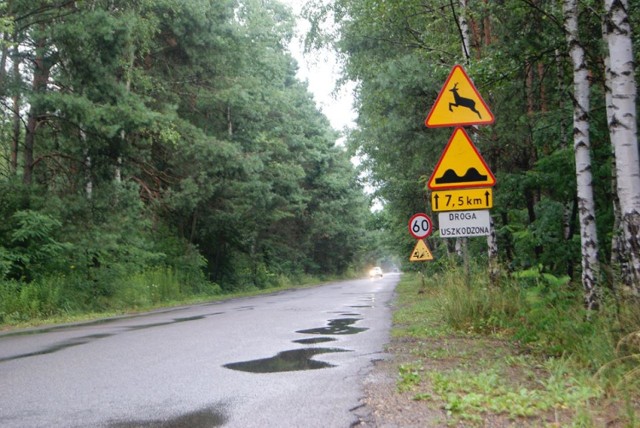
[280,1,356,132]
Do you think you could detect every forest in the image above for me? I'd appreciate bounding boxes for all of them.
[1,0,639,329]
[0,0,375,323]
[303,0,640,307]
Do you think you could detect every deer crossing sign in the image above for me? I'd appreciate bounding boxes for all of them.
[425,65,495,128]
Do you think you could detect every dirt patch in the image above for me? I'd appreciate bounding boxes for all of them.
[356,334,636,427]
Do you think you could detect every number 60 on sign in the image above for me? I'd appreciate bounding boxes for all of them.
[408,213,433,239]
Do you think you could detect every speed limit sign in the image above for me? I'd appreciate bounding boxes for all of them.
[408,213,433,239]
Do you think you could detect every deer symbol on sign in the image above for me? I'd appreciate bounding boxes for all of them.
[448,82,482,119]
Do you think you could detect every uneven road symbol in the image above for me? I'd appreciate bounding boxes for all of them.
[428,127,496,190]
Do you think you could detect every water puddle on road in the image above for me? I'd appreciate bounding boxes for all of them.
[223,348,350,373]
[0,333,114,363]
[296,318,368,335]
[292,337,336,344]
[108,405,227,427]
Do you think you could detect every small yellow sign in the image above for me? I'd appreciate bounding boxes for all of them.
[410,239,434,262]
[425,65,494,128]
[431,188,493,212]
[428,127,496,190]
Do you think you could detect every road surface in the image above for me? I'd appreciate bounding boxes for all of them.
[0,274,399,427]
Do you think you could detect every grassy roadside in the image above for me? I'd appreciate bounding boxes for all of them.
[379,270,639,427]
[0,274,337,332]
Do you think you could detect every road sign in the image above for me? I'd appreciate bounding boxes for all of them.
[410,239,434,262]
[428,127,496,190]
[425,65,495,128]
[438,210,491,238]
[431,188,493,212]
[408,213,433,239]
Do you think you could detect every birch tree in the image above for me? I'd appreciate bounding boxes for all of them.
[563,0,600,310]
[603,0,640,295]
[456,0,501,283]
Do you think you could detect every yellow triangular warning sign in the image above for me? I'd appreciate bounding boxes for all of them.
[425,65,494,128]
[428,127,496,190]
[410,239,434,262]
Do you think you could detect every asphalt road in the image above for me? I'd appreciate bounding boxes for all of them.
[0,274,399,427]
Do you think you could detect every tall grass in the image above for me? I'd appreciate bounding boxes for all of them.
[0,267,222,326]
[0,277,64,323]
[394,267,639,424]
[424,263,639,386]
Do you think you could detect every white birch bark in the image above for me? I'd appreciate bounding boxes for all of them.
[563,0,599,310]
[456,0,473,261]
[603,0,640,294]
[602,29,633,287]
[458,0,500,281]
[458,0,471,62]
[82,130,92,199]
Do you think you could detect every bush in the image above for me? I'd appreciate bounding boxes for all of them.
[0,277,65,323]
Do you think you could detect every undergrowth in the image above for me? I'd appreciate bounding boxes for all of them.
[392,265,640,426]
[0,268,331,329]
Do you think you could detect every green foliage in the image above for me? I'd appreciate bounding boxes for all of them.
[4,209,70,281]
[398,362,423,392]
[0,278,63,323]
[426,363,601,422]
[392,272,635,425]
[304,0,638,299]
[0,0,371,324]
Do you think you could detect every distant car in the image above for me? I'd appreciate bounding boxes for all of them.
[369,266,383,278]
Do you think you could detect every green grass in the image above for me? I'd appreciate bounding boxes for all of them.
[0,269,336,331]
[391,268,640,426]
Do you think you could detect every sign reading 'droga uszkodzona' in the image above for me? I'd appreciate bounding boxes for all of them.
[438,210,491,238]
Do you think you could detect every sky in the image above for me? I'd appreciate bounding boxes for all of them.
[279,1,383,210]
[280,1,356,132]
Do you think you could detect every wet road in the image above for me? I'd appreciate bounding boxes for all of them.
[0,274,399,427]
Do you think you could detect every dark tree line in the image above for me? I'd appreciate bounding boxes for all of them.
[0,0,373,319]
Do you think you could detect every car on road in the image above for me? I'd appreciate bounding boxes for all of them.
[369,266,383,278]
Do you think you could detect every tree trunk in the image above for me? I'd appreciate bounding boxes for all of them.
[23,34,50,185]
[10,40,21,174]
[487,215,500,284]
[603,0,640,295]
[457,0,500,281]
[457,0,471,62]
[0,32,8,93]
[564,0,600,310]
[82,130,92,199]
[116,36,135,183]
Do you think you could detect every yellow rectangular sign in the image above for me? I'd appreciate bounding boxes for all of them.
[431,188,493,212]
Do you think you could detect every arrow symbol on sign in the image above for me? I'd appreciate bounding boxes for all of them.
[485,191,490,206]
[433,194,439,210]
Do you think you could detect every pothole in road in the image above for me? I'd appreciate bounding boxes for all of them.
[0,333,114,363]
[108,404,227,427]
[223,348,350,373]
[292,337,336,344]
[296,318,368,335]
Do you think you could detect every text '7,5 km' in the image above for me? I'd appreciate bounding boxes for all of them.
[430,188,493,212]
[408,213,433,239]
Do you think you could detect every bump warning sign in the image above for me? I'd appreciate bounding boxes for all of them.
[428,127,496,190]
